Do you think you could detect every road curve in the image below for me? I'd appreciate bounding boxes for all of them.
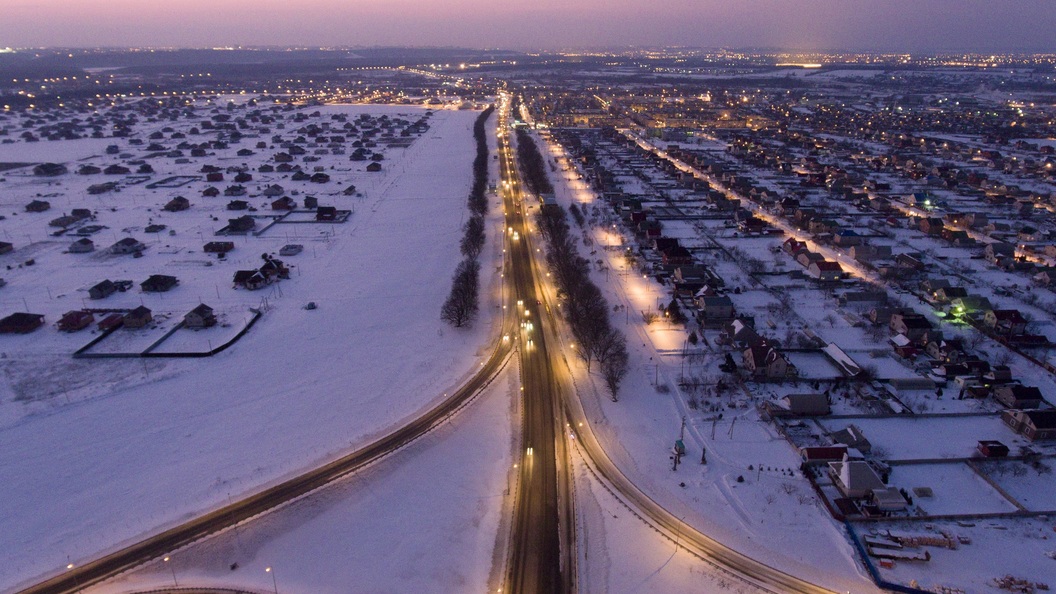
[17,229,516,594]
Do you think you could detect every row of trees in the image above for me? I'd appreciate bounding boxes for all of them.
[517,132,629,400]
[515,127,554,196]
[441,107,494,328]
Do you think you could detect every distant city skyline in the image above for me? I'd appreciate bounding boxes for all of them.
[2,0,1055,53]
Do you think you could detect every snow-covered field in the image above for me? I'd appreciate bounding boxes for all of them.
[90,361,519,594]
[0,101,504,592]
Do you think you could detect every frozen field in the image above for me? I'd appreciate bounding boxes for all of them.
[0,101,503,592]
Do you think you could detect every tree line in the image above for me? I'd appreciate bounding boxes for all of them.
[516,132,629,400]
[441,106,494,328]
[515,127,554,196]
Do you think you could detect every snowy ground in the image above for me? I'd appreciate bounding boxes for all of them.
[89,362,519,594]
[0,102,505,592]
[536,133,878,593]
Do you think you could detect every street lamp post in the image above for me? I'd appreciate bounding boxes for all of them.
[266,566,278,594]
[163,556,178,587]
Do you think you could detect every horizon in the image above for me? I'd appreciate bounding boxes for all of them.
[3,1,1055,54]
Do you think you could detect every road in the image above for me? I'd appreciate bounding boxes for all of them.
[18,218,516,594]
[498,93,576,594]
[523,126,838,593]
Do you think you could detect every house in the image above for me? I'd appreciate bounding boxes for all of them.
[782,237,807,255]
[985,242,1016,263]
[984,309,1028,335]
[831,424,872,453]
[33,163,67,176]
[849,244,891,262]
[69,238,94,253]
[833,229,862,247]
[224,185,247,197]
[97,313,124,331]
[742,344,795,378]
[920,217,945,236]
[764,393,830,417]
[109,237,145,255]
[25,199,51,213]
[994,385,1044,409]
[828,459,885,498]
[57,310,94,332]
[263,184,285,197]
[123,306,153,329]
[977,440,1010,458]
[184,303,217,328]
[800,445,849,467]
[890,312,933,343]
[227,216,256,233]
[1002,409,1056,441]
[260,258,289,280]
[89,280,118,300]
[0,312,45,334]
[697,295,735,327]
[140,274,179,293]
[271,196,297,211]
[807,260,843,282]
[0,241,13,254]
[950,296,993,316]
[163,196,191,212]
[233,270,269,290]
[316,206,338,221]
[203,241,235,255]
[933,286,968,303]
[279,244,304,256]
[366,162,382,172]
[227,200,250,211]
[796,250,824,268]
[202,186,220,197]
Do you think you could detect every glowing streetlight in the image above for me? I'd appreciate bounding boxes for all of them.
[265,566,279,594]
[163,556,178,587]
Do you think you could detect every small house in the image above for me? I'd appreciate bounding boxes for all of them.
[69,238,95,253]
[140,274,179,293]
[0,312,45,334]
[184,304,217,328]
[316,206,338,221]
[828,459,885,499]
[233,270,269,290]
[227,216,255,233]
[57,310,94,332]
[89,280,118,300]
[163,196,191,212]
[994,385,1044,409]
[25,200,51,213]
[123,306,153,329]
[109,237,145,255]
[97,313,124,331]
[271,197,297,211]
[204,241,235,255]
[1002,409,1056,441]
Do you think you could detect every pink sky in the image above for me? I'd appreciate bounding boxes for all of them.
[2,0,1054,51]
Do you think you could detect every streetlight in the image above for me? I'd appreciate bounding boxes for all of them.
[265,566,278,594]
[163,556,178,587]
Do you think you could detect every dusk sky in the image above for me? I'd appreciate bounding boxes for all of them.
[2,0,1055,52]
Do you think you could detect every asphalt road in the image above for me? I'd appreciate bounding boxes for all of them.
[18,252,515,592]
[498,95,574,594]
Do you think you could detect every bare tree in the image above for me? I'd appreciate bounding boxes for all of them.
[602,334,629,401]
[460,215,486,259]
[440,259,480,328]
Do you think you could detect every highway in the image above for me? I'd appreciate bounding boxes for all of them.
[498,93,576,594]
[518,117,838,593]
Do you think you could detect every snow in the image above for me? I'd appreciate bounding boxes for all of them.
[0,102,505,592]
[88,361,519,594]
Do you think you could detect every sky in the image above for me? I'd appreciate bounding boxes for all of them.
[2,0,1055,52]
